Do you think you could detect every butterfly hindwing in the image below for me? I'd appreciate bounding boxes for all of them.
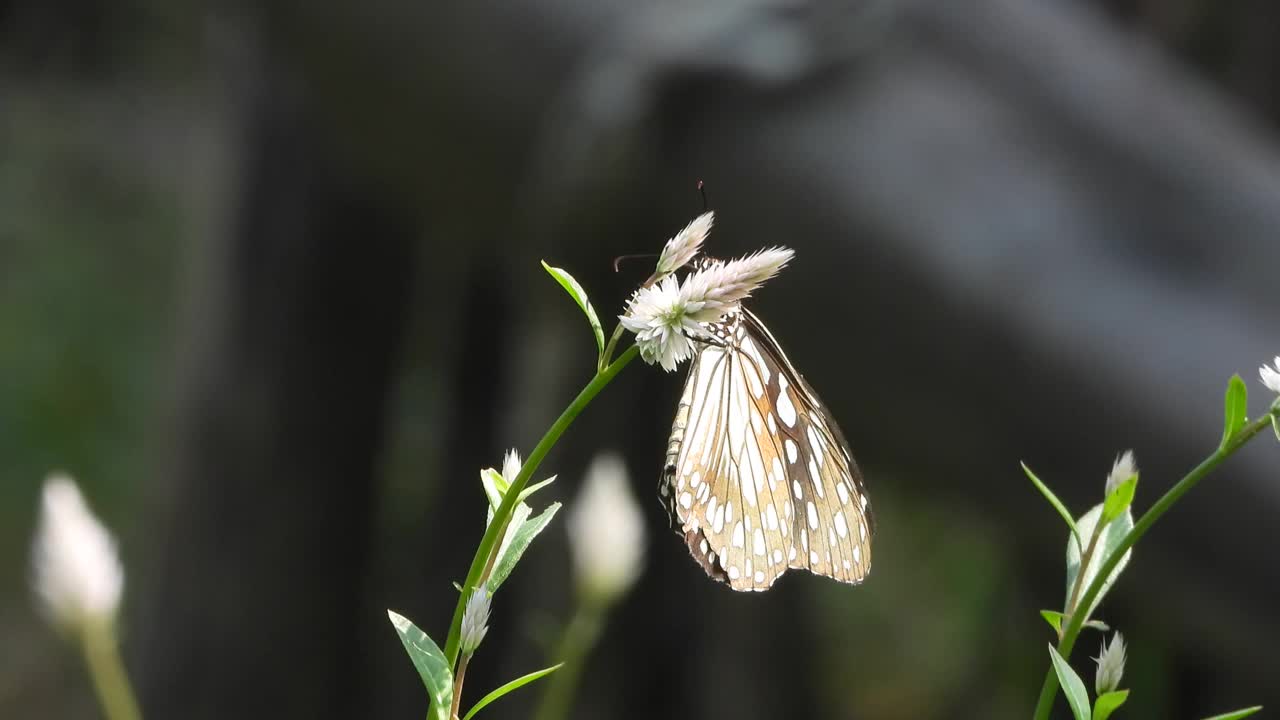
[663,308,872,591]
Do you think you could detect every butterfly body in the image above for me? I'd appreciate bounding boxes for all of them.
[661,307,872,591]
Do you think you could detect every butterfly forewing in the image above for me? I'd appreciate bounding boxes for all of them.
[663,308,872,591]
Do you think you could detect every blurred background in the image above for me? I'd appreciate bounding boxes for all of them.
[3,0,1280,718]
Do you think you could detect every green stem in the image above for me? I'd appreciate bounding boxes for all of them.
[531,596,606,720]
[1062,514,1106,637]
[451,653,470,720]
[443,344,640,667]
[82,621,142,720]
[1032,409,1279,720]
[598,323,628,372]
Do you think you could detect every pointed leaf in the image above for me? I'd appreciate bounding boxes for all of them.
[461,663,564,720]
[1066,504,1132,621]
[517,475,557,504]
[1048,645,1092,720]
[1221,375,1248,449]
[1202,707,1262,720]
[542,261,605,357]
[1101,475,1137,525]
[1041,610,1064,634]
[1084,619,1111,632]
[489,501,534,561]
[387,610,453,720]
[1023,462,1083,552]
[1094,689,1129,720]
[489,502,561,591]
[481,468,508,511]
[1272,414,1279,443]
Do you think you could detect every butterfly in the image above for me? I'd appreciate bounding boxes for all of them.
[659,305,872,591]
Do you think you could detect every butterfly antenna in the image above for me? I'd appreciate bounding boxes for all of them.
[612,253,658,273]
[697,179,709,212]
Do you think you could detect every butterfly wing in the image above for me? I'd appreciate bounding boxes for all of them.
[662,309,873,591]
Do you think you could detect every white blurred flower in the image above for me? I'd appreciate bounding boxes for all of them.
[1105,450,1137,496]
[619,276,707,372]
[1260,356,1280,394]
[567,452,646,601]
[654,212,713,278]
[31,473,124,631]
[460,584,491,657]
[1094,632,1127,694]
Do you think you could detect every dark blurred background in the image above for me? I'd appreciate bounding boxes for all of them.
[4,0,1280,718]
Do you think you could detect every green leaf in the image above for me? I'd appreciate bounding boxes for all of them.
[387,610,453,720]
[461,663,564,720]
[1221,374,1248,449]
[1272,414,1279,443]
[1101,475,1137,524]
[1202,707,1263,720]
[1041,610,1064,634]
[488,502,561,591]
[1023,462,1083,552]
[542,261,605,358]
[517,476,557,504]
[481,468,508,511]
[1094,689,1129,720]
[1048,645,1092,720]
[1084,619,1111,632]
[1066,504,1133,621]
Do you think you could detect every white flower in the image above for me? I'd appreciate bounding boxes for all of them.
[459,584,491,656]
[1094,632,1127,694]
[486,450,532,558]
[567,452,646,601]
[620,244,795,372]
[679,246,794,317]
[619,276,708,372]
[654,211,713,278]
[501,449,521,488]
[1105,450,1137,496]
[31,473,124,631]
[1260,356,1280,394]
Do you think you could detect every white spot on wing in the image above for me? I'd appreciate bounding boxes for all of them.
[776,377,797,427]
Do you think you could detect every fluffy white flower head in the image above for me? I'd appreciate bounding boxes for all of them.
[680,246,794,316]
[31,472,124,630]
[501,449,521,486]
[567,452,646,601]
[619,276,708,372]
[1094,632,1127,694]
[620,215,795,373]
[1260,356,1280,394]
[460,584,491,657]
[654,211,713,278]
[1105,450,1137,496]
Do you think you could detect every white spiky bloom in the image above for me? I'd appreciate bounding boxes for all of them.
[31,473,124,631]
[679,247,794,314]
[1260,356,1280,394]
[620,237,794,372]
[619,276,708,372]
[567,452,646,601]
[654,211,713,278]
[1094,632,1127,694]
[1105,450,1137,496]
[490,449,532,561]
[459,584,491,656]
